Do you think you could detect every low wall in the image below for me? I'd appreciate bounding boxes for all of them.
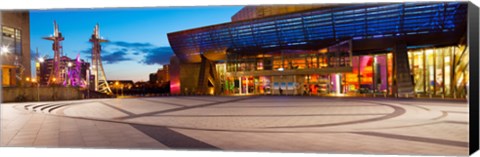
[1,87,84,103]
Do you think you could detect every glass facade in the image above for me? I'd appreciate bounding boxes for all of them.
[408,45,469,98]
[219,45,468,98]
[343,54,393,95]
[167,2,468,98]
[226,42,351,73]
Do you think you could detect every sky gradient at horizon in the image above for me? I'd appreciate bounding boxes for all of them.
[30,6,242,81]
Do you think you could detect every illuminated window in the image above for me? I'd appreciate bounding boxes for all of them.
[2,68,11,86]
[425,49,435,94]
[411,50,425,93]
[408,45,468,97]
[1,26,22,55]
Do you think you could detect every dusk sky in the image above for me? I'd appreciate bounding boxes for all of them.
[30,6,243,81]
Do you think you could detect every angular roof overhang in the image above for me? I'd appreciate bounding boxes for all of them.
[168,2,467,63]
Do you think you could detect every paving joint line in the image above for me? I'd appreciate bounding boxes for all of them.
[114,96,259,120]
[136,98,187,107]
[97,101,136,116]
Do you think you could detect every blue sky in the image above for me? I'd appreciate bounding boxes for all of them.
[30,6,242,81]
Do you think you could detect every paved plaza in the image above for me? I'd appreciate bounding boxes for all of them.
[0,96,470,156]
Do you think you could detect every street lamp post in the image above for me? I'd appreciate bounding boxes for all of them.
[87,68,90,99]
[38,57,44,63]
[67,62,72,86]
[37,56,44,101]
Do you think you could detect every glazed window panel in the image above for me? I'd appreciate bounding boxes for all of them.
[411,50,425,93]
[15,29,22,55]
[443,47,453,96]
[2,26,15,54]
[273,55,283,70]
[375,55,388,92]
[453,44,468,97]
[359,56,373,91]
[1,26,22,56]
[425,49,435,94]
[345,56,360,92]
[256,59,264,70]
[434,48,444,95]
[291,57,306,69]
[387,53,393,93]
[318,54,328,68]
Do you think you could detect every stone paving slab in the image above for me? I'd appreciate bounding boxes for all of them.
[1,104,168,149]
[0,96,470,156]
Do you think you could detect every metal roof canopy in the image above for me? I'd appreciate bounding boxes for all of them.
[167,2,467,63]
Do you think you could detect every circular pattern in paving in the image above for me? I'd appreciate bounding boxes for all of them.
[16,96,452,133]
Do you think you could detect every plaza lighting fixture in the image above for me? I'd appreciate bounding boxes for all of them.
[1,45,10,54]
[68,62,72,67]
[278,67,284,71]
[38,57,45,63]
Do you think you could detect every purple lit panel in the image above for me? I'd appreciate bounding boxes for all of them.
[376,55,388,91]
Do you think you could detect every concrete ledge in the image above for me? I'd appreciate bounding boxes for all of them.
[1,87,83,102]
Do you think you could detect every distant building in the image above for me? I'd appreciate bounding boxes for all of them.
[133,81,148,88]
[107,80,134,90]
[37,56,90,86]
[148,65,170,86]
[148,73,157,85]
[156,64,170,84]
[1,11,31,87]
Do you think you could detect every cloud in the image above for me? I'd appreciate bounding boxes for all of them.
[102,50,132,64]
[107,41,153,48]
[140,47,174,65]
[80,48,92,54]
[77,41,174,65]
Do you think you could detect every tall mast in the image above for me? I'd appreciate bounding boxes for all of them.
[42,20,64,85]
[89,23,112,95]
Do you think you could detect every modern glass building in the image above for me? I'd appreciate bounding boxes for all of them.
[167,2,469,98]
